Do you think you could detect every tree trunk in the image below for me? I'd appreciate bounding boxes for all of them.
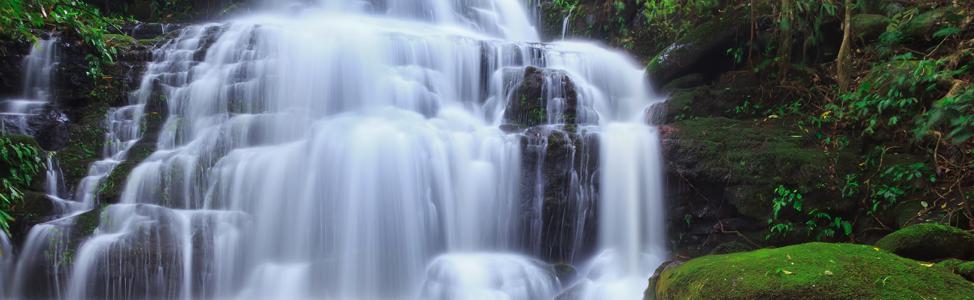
[836,0,854,92]
[778,0,793,82]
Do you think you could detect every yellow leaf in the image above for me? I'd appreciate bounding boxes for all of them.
[824,270,834,276]
[782,269,793,275]
[920,263,934,267]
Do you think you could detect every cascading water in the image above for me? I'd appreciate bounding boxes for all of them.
[6,0,667,299]
[0,38,58,134]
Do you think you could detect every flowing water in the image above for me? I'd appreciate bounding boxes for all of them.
[4,0,667,299]
[0,38,58,134]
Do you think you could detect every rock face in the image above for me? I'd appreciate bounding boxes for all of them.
[520,126,599,264]
[0,39,30,97]
[649,243,974,300]
[875,223,974,261]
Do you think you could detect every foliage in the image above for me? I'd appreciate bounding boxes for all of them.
[767,185,852,241]
[0,0,124,77]
[0,137,44,235]
[837,54,966,138]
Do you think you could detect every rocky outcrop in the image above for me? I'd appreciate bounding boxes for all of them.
[875,223,974,261]
[0,39,30,98]
[520,126,600,264]
[648,243,974,299]
[646,16,746,88]
[503,66,590,129]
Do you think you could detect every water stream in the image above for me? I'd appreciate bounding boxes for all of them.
[4,1,666,299]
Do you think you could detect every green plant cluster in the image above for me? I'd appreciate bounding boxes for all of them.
[0,137,44,235]
[0,0,125,77]
[768,185,852,241]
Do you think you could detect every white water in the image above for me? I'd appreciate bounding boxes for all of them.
[0,38,57,134]
[6,1,666,299]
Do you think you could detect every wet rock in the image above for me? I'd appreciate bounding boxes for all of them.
[519,126,599,263]
[114,22,185,40]
[503,66,590,129]
[875,223,974,261]
[28,106,70,151]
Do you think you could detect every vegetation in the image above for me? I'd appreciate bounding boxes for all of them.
[653,242,974,299]
[0,136,44,235]
[0,0,125,77]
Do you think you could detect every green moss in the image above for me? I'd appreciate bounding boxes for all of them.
[875,223,974,261]
[70,207,104,238]
[669,117,852,220]
[55,102,109,188]
[104,33,137,48]
[936,258,967,272]
[958,262,974,281]
[653,243,974,300]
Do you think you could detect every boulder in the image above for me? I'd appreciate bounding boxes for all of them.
[646,17,744,88]
[959,262,974,282]
[901,8,954,42]
[875,223,974,261]
[650,243,974,299]
[851,14,890,41]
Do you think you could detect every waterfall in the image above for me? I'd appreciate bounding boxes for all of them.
[7,1,667,299]
[0,38,58,134]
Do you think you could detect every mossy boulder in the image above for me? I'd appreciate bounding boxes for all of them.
[959,262,974,281]
[901,8,954,42]
[875,223,974,261]
[650,242,974,299]
[647,16,744,88]
[852,14,890,41]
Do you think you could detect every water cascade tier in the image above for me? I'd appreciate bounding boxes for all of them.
[4,0,666,299]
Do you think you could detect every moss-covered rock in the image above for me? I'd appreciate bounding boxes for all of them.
[875,223,974,261]
[664,117,853,220]
[647,16,745,88]
[901,8,954,42]
[651,242,974,300]
[959,262,974,281]
[852,14,890,41]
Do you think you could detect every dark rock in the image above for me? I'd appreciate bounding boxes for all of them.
[114,22,186,40]
[646,17,745,88]
[660,73,704,93]
[708,241,755,255]
[27,106,70,151]
[958,262,974,282]
[519,126,599,263]
[503,66,590,129]
[875,223,974,261]
[0,39,30,98]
